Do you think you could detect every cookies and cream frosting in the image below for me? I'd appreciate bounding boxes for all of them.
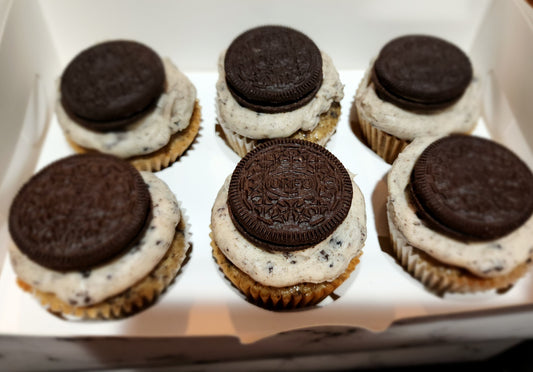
[355,60,481,141]
[56,58,197,158]
[216,51,344,139]
[387,136,533,278]
[9,172,181,306]
[211,175,366,287]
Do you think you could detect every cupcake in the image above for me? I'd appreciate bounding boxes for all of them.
[216,25,344,157]
[8,154,189,318]
[354,35,481,164]
[56,40,201,172]
[211,139,366,309]
[387,135,533,294]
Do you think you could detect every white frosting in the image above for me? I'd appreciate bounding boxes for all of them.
[216,51,344,139]
[9,172,181,306]
[387,136,533,278]
[56,58,197,158]
[211,175,366,287]
[355,59,481,141]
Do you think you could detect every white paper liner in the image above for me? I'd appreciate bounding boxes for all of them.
[218,103,340,157]
[357,114,409,164]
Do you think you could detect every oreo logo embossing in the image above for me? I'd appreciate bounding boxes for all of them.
[228,139,352,252]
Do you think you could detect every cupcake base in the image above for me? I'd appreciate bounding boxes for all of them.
[211,234,362,309]
[357,114,408,164]
[68,100,202,172]
[387,213,531,295]
[220,102,341,158]
[17,218,190,319]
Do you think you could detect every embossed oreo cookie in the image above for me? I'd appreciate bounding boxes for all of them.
[61,40,165,131]
[409,135,533,240]
[372,35,472,111]
[227,139,353,251]
[224,26,323,113]
[9,154,151,271]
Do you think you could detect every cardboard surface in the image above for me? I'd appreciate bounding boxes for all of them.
[1,0,533,346]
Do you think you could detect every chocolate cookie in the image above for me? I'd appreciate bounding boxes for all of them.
[61,40,165,131]
[409,135,533,240]
[9,154,151,271]
[372,35,472,111]
[227,139,353,251]
[224,26,323,113]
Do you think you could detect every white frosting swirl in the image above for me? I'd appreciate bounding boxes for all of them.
[9,172,181,306]
[216,51,344,139]
[56,58,197,158]
[387,136,533,278]
[211,175,366,287]
[355,59,481,141]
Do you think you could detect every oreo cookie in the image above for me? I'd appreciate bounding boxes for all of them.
[372,35,472,111]
[227,139,353,252]
[409,135,533,240]
[224,26,323,114]
[9,154,151,271]
[61,40,165,131]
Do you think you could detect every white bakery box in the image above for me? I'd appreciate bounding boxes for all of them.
[1,0,533,370]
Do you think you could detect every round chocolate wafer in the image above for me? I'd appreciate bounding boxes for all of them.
[61,40,165,131]
[227,139,353,252]
[410,135,533,240]
[8,154,151,271]
[224,25,323,113]
[372,35,472,111]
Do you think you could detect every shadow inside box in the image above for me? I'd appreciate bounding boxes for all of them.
[348,96,381,162]
[214,121,228,147]
[348,98,367,146]
[372,171,394,258]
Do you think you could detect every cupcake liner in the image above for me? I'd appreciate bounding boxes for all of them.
[220,102,341,158]
[220,125,257,158]
[356,110,408,164]
[210,230,362,310]
[18,210,191,320]
[68,100,202,172]
[387,211,531,295]
[129,100,201,171]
